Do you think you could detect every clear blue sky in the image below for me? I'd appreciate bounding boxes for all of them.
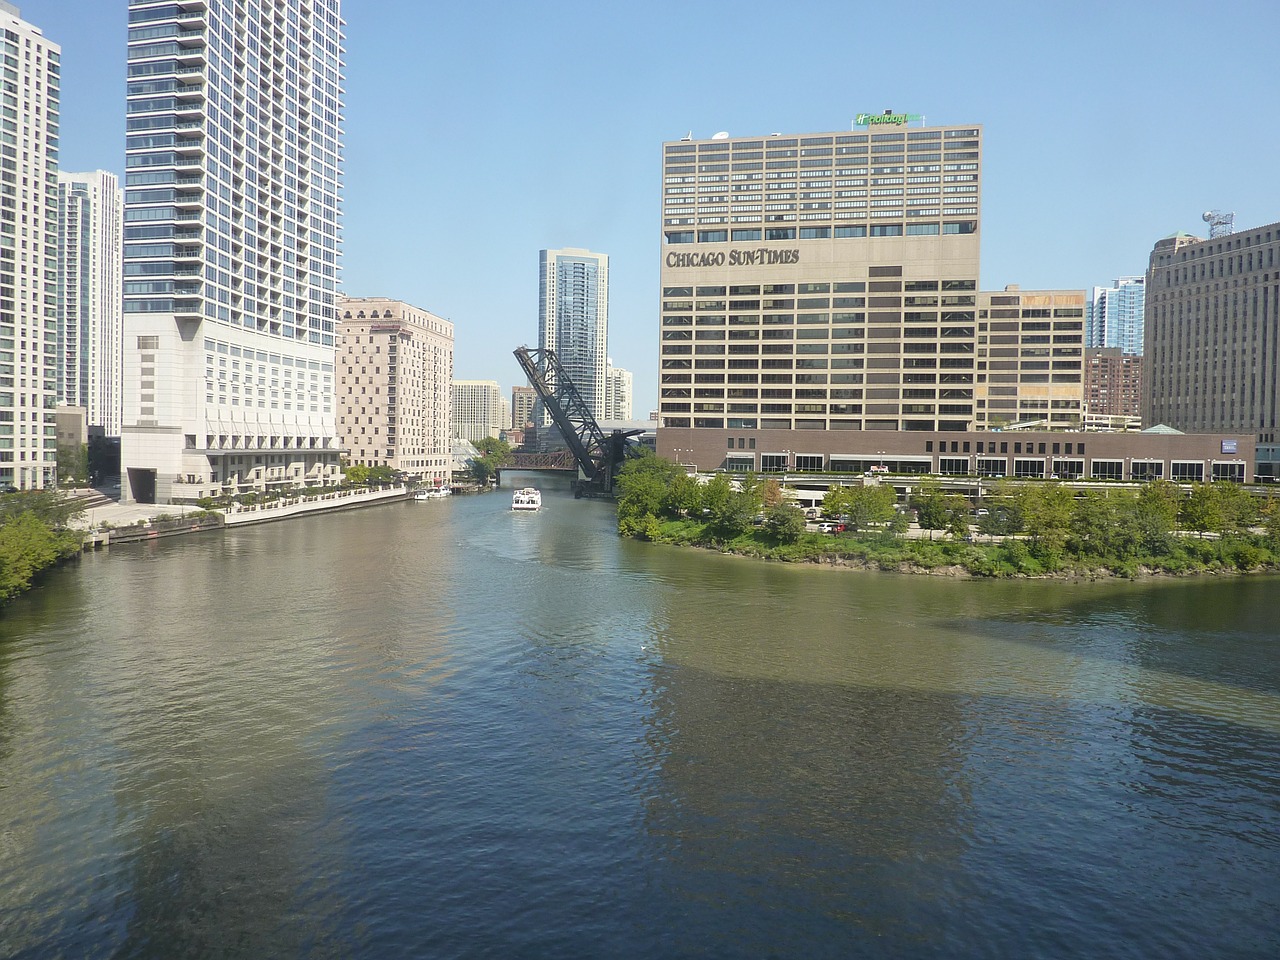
[37,0,1280,416]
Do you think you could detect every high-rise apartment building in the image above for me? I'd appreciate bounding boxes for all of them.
[539,247,608,419]
[604,360,633,420]
[337,297,453,484]
[451,380,504,444]
[657,122,981,450]
[1087,276,1146,354]
[1083,347,1142,428]
[1,4,59,490]
[511,385,535,429]
[1144,222,1280,471]
[975,286,1085,430]
[120,0,346,504]
[58,171,123,437]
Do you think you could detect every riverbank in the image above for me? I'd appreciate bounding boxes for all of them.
[634,515,1280,580]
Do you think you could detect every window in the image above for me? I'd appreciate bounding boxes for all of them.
[870,224,903,237]
[732,228,761,241]
[698,229,728,243]
[943,221,977,234]
[834,225,867,238]
[799,226,830,239]
[665,231,694,243]
[765,227,796,241]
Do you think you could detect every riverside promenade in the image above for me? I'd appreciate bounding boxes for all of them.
[71,484,411,545]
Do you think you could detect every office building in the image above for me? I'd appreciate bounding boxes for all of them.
[975,286,1085,431]
[58,171,124,437]
[120,0,346,503]
[1087,276,1146,354]
[337,297,453,483]
[539,247,609,419]
[452,380,504,444]
[604,360,633,420]
[1083,347,1142,429]
[658,122,982,445]
[1,4,59,490]
[1144,222,1280,473]
[511,385,535,429]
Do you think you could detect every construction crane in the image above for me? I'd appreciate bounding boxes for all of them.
[513,346,642,496]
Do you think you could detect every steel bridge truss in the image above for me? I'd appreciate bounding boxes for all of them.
[513,346,639,495]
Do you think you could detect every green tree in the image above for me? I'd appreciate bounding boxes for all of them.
[615,456,682,536]
[913,483,949,540]
[57,443,89,486]
[663,472,703,518]
[1180,483,1224,538]
[764,503,806,544]
[1017,483,1073,556]
[760,477,785,509]
[843,483,898,534]
[469,436,514,484]
[1132,481,1179,554]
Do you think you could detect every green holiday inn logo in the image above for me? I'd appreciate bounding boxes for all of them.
[855,112,923,126]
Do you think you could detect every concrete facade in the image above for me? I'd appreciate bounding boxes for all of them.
[604,361,633,421]
[337,297,454,483]
[1144,224,1280,465]
[452,380,504,444]
[975,286,1086,430]
[511,385,535,429]
[1,6,59,490]
[659,124,982,447]
[120,0,346,504]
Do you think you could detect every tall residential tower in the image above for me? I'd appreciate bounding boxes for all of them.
[121,0,346,503]
[1,3,59,490]
[58,171,123,436]
[538,247,609,419]
[1087,276,1145,354]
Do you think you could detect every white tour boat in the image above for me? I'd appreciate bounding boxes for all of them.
[511,487,542,511]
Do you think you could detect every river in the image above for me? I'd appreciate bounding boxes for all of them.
[1,474,1278,958]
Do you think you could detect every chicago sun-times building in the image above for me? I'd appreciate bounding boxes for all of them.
[656,122,1252,482]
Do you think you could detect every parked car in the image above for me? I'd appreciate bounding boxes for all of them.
[818,522,845,534]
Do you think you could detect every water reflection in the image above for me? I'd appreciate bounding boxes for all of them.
[1,497,1278,958]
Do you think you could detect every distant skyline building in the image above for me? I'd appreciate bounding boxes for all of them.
[452,380,505,444]
[511,385,535,429]
[58,170,123,437]
[604,360,633,421]
[337,297,454,484]
[120,0,346,504]
[1,4,60,490]
[539,247,609,420]
[1144,222,1280,475]
[1087,276,1146,354]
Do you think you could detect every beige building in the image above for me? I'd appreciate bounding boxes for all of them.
[975,286,1085,430]
[2,5,59,490]
[511,385,536,429]
[337,297,454,484]
[1144,222,1280,473]
[452,380,505,444]
[605,361,633,420]
[659,122,982,445]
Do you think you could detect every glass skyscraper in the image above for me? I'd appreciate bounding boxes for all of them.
[121,0,345,504]
[58,171,123,437]
[538,248,609,420]
[1086,276,1146,354]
